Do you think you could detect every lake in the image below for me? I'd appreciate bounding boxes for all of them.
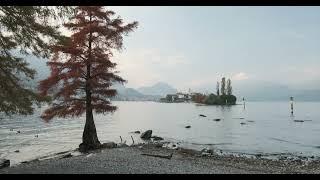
[1,101,320,165]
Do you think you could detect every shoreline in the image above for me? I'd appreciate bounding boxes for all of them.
[1,142,320,174]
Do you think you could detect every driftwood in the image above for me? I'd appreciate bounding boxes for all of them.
[141,152,173,159]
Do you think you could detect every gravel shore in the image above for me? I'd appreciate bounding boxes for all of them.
[1,143,320,174]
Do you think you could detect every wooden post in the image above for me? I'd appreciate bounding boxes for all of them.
[243,97,245,109]
[290,97,294,115]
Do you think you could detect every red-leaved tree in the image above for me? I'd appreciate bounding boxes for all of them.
[39,6,138,151]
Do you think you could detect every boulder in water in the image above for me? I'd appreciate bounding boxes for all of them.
[0,159,10,169]
[140,130,152,139]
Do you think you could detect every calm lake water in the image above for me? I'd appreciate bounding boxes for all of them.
[1,101,320,165]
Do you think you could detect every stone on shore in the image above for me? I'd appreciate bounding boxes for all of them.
[101,142,117,149]
[0,159,10,169]
[61,153,73,159]
[140,130,152,140]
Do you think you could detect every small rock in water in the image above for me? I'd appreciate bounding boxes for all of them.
[14,150,19,153]
[213,118,221,121]
[10,129,13,131]
[151,136,164,141]
[240,122,246,125]
[16,130,20,134]
[35,135,38,138]
[247,120,255,122]
[185,125,191,128]
[199,114,207,117]
[294,120,304,122]
[0,159,10,169]
[140,130,152,140]
[133,131,141,134]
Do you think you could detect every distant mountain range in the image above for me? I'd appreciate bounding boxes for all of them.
[137,82,177,96]
[111,83,162,101]
[22,54,320,102]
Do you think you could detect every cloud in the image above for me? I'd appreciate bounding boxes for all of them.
[232,72,249,81]
[112,48,189,88]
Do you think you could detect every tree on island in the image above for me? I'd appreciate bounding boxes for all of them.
[216,82,220,96]
[201,77,236,105]
[221,77,226,96]
[39,6,138,151]
[0,6,75,115]
[226,78,232,95]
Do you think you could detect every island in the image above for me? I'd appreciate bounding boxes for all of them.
[160,77,237,105]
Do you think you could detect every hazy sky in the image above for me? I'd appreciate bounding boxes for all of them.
[73,7,320,92]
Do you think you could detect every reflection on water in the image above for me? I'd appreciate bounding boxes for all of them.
[1,101,320,165]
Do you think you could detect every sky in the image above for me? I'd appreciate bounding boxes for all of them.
[67,6,320,93]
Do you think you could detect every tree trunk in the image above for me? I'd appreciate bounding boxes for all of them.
[80,107,101,152]
[79,11,101,152]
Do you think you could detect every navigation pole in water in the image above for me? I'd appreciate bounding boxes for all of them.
[290,97,294,115]
[243,97,246,109]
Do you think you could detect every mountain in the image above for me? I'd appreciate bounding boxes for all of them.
[111,83,161,101]
[232,80,320,102]
[137,82,177,96]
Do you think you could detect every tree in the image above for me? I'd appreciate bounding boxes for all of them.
[226,78,232,95]
[39,6,138,151]
[221,77,226,96]
[216,81,220,96]
[0,6,75,115]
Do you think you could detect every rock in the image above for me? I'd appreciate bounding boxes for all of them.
[240,122,246,125]
[199,114,207,117]
[255,154,262,158]
[213,118,221,121]
[61,153,72,159]
[117,143,129,148]
[172,144,177,148]
[294,120,304,122]
[9,129,13,131]
[16,130,20,134]
[35,135,38,138]
[133,131,141,134]
[151,136,164,141]
[185,125,191,128]
[140,130,152,139]
[247,120,255,122]
[14,150,19,153]
[201,148,213,154]
[101,142,117,149]
[0,159,10,169]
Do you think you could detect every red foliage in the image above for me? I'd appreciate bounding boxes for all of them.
[39,6,138,121]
